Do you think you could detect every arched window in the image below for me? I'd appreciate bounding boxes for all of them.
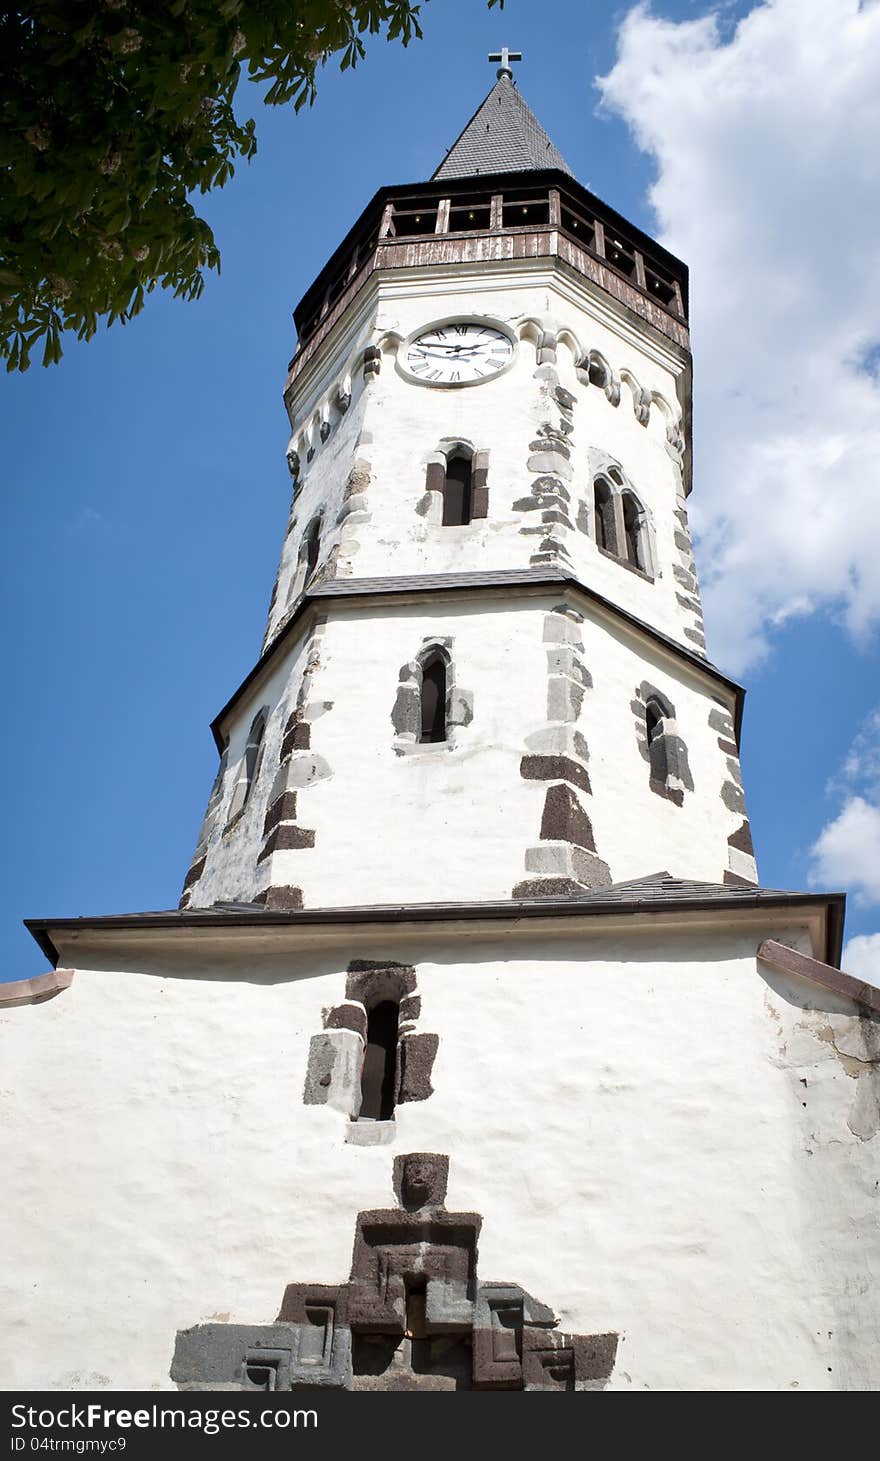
[304,516,322,580]
[419,651,447,743]
[587,356,608,389]
[442,454,473,526]
[225,709,267,826]
[359,1000,400,1120]
[621,493,644,570]
[594,478,615,554]
[645,700,670,787]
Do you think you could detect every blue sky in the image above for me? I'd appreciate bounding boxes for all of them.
[4,0,880,981]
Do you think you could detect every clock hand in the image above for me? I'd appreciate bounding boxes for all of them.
[415,344,490,357]
[412,347,480,360]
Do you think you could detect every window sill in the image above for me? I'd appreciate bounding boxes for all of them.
[598,545,655,583]
[393,736,454,756]
[346,1120,396,1146]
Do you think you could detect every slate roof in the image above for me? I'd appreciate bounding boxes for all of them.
[25,874,845,968]
[210,570,745,752]
[434,75,573,181]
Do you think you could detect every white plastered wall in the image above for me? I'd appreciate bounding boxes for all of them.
[1,918,877,1392]
[268,262,693,651]
[193,587,744,909]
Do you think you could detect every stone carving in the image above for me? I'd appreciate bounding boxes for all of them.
[171,1155,618,1392]
[394,1152,448,1211]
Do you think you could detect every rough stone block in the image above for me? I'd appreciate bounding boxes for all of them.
[263,791,297,837]
[708,707,734,734]
[424,1280,473,1334]
[571,847,612,888]
[172,1312,353,1392]
[524,843,578,878]
[522,1327,618,1392]
[525,723,590,759]
[277,753,333,791]
[325,1003,367,1040]
[181,855,206,893]
[546,674,585,724]
[521,754,591,794]
[728,846,758,883]
[543,648,592,685]
[511,875,586,898]
[527,451,573,480]
[397,1032,439,1104]
[258,823,315,861]
[542,616,584,647]
[303,1030,363,1115]
[721,778,747,815]
[260,885,303,911]
[728,819,754,855]
[346,961,416,1004]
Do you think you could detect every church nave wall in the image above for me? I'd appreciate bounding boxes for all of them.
[3,921,875,1391]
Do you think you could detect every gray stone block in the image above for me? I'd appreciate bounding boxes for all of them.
[524,723,590,759]
[547,674,585,723]
[303,1030,363,1115]
[172,1319,352,1392]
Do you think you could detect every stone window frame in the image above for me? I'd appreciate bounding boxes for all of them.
[286,511,325,606]
[417,644,450,744]
[593,476,617,555]
[631,681,694,807]
[420,439,490,526]
[588,458,656,582]
[302,961,439,1141]
[224,706,269,833]
[391,637,474,755]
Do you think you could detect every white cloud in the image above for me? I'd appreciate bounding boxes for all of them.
[599,0,880,672]
[809,706,880,900]
[809,796,880,902]
[808,706,880,901]
[842,931,880,981]
[832,707,880,801]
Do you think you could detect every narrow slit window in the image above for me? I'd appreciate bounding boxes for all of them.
[419,654,447,744]
[588,356,608,390]
[646,701,669,787]
[443,454,472,526]
[594,478,615,554]
[359,1000,399,1121]
[622,494,643,570]
[225,710,267,826]
[305,517,322,580]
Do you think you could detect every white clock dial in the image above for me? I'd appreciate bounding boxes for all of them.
[404,322,514,386]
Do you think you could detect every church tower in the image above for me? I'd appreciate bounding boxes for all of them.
[178,56,753,919]
[7,61,879,1395]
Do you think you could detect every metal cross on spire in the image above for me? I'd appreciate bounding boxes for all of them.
[488,47,522,80]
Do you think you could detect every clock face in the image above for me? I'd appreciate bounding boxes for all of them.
[404,322,514,386]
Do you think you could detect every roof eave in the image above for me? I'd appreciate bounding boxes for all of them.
[207,571,744,753]
[25,888,845,970]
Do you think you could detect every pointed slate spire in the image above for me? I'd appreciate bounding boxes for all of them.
[433,74,573,181]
